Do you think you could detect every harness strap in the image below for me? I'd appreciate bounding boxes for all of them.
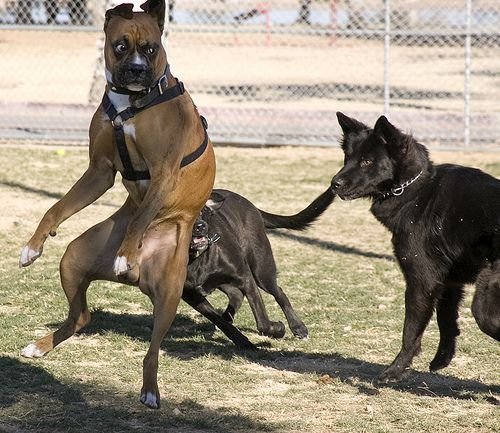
[102,78,185,125]
[102,79,208,182]
[113,126,151,181]
[180,116,209,168]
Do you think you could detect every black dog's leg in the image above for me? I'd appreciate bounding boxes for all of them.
[429,282,464,372]
[251,243,308,338]
[181,289,257,350]
[472,262,500,340]
[245,279,286,338]
[379,283,435,382]
[219,284,244,323]
[267,285,308,339]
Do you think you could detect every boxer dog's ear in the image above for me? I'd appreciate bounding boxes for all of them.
[140,0,165,32]
[104,3,134,30]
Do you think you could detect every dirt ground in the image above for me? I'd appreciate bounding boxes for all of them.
[0,143,499,433]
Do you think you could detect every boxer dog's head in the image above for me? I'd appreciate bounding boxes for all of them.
[103,0,167,92]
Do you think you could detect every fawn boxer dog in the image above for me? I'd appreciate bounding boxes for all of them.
[18,0,216,409]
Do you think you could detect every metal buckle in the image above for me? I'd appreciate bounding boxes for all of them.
[111,115,123,128]
[391,186,404,196]
[209,233,221,244]
[157,74,167,95]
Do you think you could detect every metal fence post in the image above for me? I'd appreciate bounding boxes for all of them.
[464,0,472,147]
[2,1,499,148]
[383,0,391,117]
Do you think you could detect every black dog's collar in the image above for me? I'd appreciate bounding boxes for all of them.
[379,170,423,199]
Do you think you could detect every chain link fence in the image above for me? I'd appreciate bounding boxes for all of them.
[0,0,499,148]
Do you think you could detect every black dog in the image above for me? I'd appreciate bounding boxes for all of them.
[182,187,335,341]
[331,112,500,382]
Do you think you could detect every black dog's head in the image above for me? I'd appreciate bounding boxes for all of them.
[331,112,428,200]
[190,193,225,253]
[104,0,167,91]
[191,218,210,252]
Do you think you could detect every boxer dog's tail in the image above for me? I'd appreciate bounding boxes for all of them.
[260,188,335,231]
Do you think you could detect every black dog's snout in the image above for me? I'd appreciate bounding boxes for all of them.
[331,176,344,191]
[193,220,208,236]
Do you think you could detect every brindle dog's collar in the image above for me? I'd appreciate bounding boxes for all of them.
[379,170,423,199]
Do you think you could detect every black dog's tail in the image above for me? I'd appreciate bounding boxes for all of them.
[260,188,335,231]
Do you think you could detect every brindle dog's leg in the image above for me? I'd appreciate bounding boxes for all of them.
[21,200,134,358]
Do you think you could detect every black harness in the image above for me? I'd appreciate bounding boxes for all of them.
[102,73,208,181]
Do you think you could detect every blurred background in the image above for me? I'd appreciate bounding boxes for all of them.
[0,0,499,148]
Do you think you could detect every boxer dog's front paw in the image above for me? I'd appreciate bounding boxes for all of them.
[19,245,43,268]
[113,255,134,275]
[114,242,140,276]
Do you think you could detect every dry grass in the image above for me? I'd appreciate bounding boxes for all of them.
[0,144,499,433]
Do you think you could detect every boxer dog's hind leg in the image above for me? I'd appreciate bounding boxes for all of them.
[20,159,116,267]
[21,203,133,358]
[139,221,192,409]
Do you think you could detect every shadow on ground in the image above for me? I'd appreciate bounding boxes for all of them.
[59,310,500,406]
[0,354,273,433]
[0,180,119,208]
[269,230,394,261]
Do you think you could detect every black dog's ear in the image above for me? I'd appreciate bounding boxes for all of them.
[140,0,165,32]
[374,115,408,155]
[336,112,369,135]
[104,3,134,30]
[374,115,402,144]
[205,192,225,211]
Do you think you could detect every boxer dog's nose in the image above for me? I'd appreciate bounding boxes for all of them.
[128,62,147,75]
